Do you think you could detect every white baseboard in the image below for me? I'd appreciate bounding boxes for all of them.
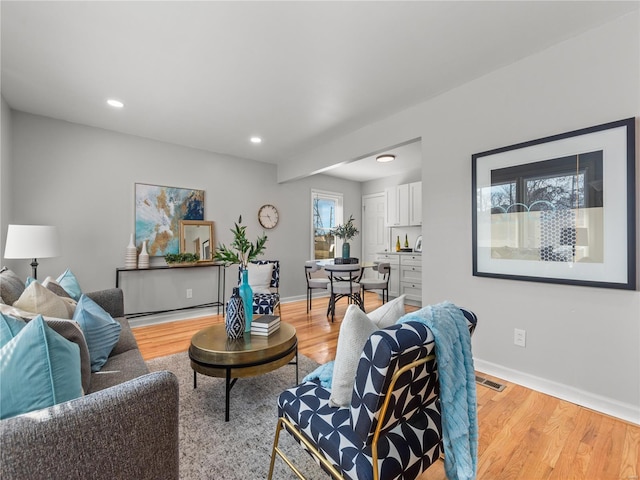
[474,358,640,425]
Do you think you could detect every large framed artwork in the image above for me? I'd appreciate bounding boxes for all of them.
[472,118,636,290]
[135,183,204,256]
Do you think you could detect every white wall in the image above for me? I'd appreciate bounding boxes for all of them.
[0,96,13,259]
[7,112,362,314]
[285,12,640,423]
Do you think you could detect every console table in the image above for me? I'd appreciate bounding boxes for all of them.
[115,262,226,318]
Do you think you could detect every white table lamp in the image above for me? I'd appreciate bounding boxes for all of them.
[3,225,62,279]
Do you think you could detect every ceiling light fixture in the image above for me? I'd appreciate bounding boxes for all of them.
[106,99,124,108]
[376,154,395,163]
[250,137,262,144]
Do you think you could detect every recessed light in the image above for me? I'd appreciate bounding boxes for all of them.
[107,99,124,108]
[376,154,395,163]
[250,137,262,144]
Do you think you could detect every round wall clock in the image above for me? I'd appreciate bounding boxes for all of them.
[258,204,279,229]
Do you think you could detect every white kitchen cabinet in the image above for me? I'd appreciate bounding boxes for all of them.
[385,182,421,227]
[385,186,399,226]
[400,254,422,304]
[397,183,409,226]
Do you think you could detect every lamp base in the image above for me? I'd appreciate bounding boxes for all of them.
[30,258,39,280]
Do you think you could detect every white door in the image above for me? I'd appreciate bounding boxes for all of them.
[362,193,387,279]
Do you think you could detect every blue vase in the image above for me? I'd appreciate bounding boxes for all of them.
[342,242,350,259]
[239,268,253,333]
[225,287,245,339]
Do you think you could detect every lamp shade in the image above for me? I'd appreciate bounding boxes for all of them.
[4,225,62,259]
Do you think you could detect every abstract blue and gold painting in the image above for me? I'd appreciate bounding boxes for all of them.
[135,183,204,256]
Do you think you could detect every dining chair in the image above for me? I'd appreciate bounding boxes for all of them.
[359,262,391,307]
[304,261,330,313]
[325,263,363,322]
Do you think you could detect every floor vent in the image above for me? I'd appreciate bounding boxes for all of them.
[475,375,506,392]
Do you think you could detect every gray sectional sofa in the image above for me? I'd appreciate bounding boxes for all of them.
[0,287,180,480]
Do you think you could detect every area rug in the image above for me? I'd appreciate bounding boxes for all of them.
[147,351,326,479]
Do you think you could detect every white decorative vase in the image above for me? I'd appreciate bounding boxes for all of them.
[138,240,150,269]
[125,233,137,269]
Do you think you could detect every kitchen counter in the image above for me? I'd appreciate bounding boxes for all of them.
[376,251,422,255]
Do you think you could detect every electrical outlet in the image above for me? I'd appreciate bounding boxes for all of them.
[186,288,193,299]
[514,328,526,347]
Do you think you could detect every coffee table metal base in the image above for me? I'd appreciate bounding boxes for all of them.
[189,322,298,421]
[190,345,298,421]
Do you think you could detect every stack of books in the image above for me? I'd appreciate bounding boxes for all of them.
[251,315,281,336]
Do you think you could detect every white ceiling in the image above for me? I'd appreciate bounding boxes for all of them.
[2,1,637,182]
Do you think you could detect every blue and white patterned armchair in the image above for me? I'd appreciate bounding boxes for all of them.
[268,309,477,480]
[243,260,280,316]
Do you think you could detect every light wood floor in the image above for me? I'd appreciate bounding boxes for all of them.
[132,293,640,480]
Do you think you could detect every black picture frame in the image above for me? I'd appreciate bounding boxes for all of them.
[472,118,636,290]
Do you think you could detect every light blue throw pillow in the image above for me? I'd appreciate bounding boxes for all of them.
[0,313,26,348]
[0,315,82,420]
[56,268,82,301]
[72,294,121,372]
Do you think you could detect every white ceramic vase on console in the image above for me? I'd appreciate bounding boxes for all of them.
[125,234,137,269]
[138,240,149,269]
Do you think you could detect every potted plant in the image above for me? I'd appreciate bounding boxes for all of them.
[331,214,359,259]
[214,216,268,333]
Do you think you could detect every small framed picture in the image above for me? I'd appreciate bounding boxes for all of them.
[414,235,423,253]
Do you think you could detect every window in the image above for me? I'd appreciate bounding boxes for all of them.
[488,151,604,263]
[311,190,343,260]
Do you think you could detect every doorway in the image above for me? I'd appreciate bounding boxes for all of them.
[362,193,386,278]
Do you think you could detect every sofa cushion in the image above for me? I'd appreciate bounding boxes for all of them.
[56,268,83,301]
[44,318,92,394]
[13,281,72,319]
[0,268,25,306]
[0,315,83,420]
[109,316,139,356]
[87,348,149,394]
[0,313,26,347]
[330,305,378,408]
[42,276,73,299]
[73,295,121,372]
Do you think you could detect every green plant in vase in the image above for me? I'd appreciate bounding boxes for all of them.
[331,214,359,259]
[214,216,268,333]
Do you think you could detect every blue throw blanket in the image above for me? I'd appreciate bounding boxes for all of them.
[303,360,334,388]
[398,302,478,480]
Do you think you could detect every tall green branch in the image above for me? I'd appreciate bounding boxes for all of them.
[214,215,268,268]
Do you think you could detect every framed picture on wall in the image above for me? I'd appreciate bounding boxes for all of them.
[135,183,204,256]
[472,117,636,290]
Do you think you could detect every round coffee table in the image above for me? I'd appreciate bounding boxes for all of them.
[189,322,298,421]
